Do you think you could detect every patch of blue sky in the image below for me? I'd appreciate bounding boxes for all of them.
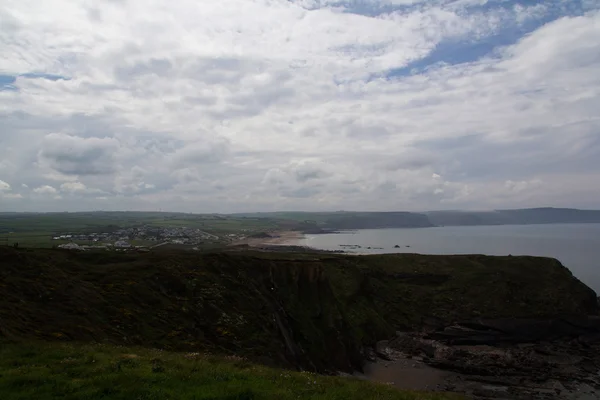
[0,72,69,91]
[371,1,597,80]
[320,0,596,17]
[0,74,17,91]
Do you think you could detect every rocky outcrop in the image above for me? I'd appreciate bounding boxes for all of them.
[380,318,600,399]
[427,317,600,345]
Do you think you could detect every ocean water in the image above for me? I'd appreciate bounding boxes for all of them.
[299,223,600,293]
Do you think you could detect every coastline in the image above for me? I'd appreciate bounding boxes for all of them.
[236,230,306,247]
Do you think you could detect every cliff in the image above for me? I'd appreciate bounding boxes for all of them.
[0,247,596,373]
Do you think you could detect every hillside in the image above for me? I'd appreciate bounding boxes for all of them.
[0,247,596,375]
[235,211,434,229]
[426,208,600,226]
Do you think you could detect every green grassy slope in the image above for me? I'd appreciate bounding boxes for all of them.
[0,341,461,400]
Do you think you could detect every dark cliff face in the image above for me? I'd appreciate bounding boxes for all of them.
[0,248,596,373]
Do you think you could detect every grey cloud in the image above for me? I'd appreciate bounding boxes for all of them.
[281,187,321,198]
[294,164,331,183]
[230,86,296,110]
[344,123,391,139]
[413,121,600,182]
[170,138,231,167]
[295,169,326,183]
[184,58,248,84]
[184,95,217,106]
[114,58,173,80]
[87,7,102,23]
[38,133,120,176]
[382,152,435,171]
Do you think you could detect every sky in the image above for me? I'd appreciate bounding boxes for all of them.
[1,0,599,213]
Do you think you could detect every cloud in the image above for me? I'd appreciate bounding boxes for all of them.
[170,138,231,167]
[33,185,58,195]
[114,166,159,194]
[38,133,120,176]
[3,193,24,199]
[0,1,599,211]
[0,180,10,191]
[60,181,104,194]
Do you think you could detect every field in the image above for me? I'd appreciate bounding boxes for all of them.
[0,341,460,400]
[0,212,283,248]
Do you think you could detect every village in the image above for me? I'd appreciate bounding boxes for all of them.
[53,225,249,251]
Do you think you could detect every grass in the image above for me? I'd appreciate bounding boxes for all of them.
[0,341,461,400]
[0,212,282,237]
[2,232,57,248]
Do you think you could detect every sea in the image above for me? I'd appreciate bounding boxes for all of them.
[298,223,600,294]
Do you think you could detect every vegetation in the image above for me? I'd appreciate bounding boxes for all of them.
[1,246,596,399]
[1,247,596,374]
[0,341,461,400]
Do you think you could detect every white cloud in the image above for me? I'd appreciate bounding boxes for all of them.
[0,180,11,191]
[0,1,599,211]
[33,185,58,195]
[60,181,87,192]
[60,181,104,194]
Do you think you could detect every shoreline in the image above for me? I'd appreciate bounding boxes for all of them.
[235,230,306,247]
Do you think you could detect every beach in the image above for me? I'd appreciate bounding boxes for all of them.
[236,231,305,247]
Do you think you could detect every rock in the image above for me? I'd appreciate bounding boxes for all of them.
[427,317,600,345]
[375,340,393,361]
[383,318,600,399]
[364,347,377,362]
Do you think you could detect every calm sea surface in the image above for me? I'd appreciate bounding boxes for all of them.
[298,223,600,293]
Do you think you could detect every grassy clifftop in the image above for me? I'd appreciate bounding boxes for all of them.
[0,247,597,374]
[0,341,461,400]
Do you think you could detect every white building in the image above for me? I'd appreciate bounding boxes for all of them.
[114,240,131,248]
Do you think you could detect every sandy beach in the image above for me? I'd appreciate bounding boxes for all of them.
[235,231,305,247]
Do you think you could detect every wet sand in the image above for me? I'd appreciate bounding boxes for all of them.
[362,357,449,391]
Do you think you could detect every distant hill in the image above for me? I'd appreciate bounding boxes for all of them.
[237,208,600,230]
[427,208,600,227]
[234,211,434,230]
